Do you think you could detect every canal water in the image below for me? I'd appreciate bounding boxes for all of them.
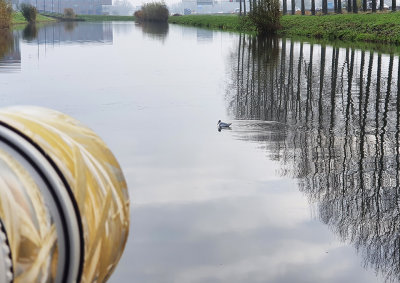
[0,21,398,282]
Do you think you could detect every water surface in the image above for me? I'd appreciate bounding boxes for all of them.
[1,22,398,282]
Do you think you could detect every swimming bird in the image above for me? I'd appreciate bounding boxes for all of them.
[217,120,232,128]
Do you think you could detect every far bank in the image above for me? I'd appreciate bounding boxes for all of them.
[11,12,135,25]
[12,12,56,25]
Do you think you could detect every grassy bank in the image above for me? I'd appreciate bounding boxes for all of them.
[169,12,400,45]
[168,15,255,32]
[12,12,56,24]
[40,13,135,22]
[280,13,400,44]
[76,14,134,21]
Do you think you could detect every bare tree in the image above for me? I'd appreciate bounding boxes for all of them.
[337,0,342,12]
[283,0,287,14]
[322,0,327,14]
[311,0,315,15]
[353,0,358,12]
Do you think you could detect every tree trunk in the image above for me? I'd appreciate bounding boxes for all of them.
[379,0,383,10]
[291,0,295,14]
[347,0,351,12]
[301,0,305,14]
[283,0,287,14]
[240,0,242,15]
[323,0,327,14]
[337,0,342,12]
[311,0,315,14]
[353,0,358,12]
[372,0,376,12]
[392,0,396,11]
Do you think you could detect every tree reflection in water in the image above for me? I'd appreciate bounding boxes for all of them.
[0,29,20,72]
[22,24,38,41]
[138,22,169,42]
[227,35,400,281]
[0,30,13,59]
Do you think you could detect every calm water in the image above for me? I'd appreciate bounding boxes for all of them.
[1,22,398,282]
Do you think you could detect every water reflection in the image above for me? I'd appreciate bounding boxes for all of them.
[0,22,392,282]
[0,22,115,73]
[25,22,113,45]
[197,29,213,43]
[227,35,400,281]
[138,22,169,42]
[22,24,38,41]
[64,22,78,33]
[0,30,20,73]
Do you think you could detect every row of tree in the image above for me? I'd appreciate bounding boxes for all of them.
[238,0,396,16]
[226,35,400,281]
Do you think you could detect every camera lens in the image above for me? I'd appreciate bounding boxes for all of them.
[0,107,130,283]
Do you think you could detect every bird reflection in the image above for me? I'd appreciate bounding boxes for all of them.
[218,126,232,132]
[227,34,400,282]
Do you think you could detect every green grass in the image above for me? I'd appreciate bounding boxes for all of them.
[168,15,256,32]
[11,12,134,25]
[169,12,400,45]
[41,12,135,21]
[76,14,134,21]
[280,12,400,44]
[12,12,56,24]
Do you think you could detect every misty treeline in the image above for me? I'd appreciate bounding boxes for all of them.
[227,35,400,281]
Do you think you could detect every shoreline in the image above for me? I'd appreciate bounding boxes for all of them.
[10,12,134,25]
[11,12,57,25]
[168,13,400,46]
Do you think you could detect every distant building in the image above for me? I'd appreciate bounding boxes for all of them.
[181,0,243,14]
[197,0,212,5]
[14,0,111,15]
